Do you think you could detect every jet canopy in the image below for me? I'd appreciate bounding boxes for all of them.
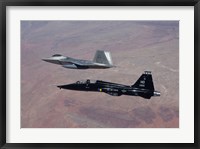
[75,79,97,84]
[52,54,62,57]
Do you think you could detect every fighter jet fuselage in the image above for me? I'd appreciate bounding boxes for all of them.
[42,50,114,69]
[57,71,160,99]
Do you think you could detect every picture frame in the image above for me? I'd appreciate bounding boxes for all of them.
[0,0,199,148]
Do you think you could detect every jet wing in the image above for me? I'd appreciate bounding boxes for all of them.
[99,88,122,96]
[62,63,89,69]
[60,59,93,66]
[104,92,122,96]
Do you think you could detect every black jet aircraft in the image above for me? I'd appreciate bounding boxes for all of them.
[42,50,114,69]
[57,71,160,99]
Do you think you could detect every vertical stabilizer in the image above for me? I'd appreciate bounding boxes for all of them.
[132,71,155,91]
[93,50,113,66]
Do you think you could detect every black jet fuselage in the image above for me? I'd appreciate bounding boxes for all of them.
[57,71,160,99]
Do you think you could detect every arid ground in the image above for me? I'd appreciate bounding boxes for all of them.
[21,21,179,128]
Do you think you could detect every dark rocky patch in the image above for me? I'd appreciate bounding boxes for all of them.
[159,106,174,122]
[80,107,140,128]
[132,106,156,124]
[172,107,179,118]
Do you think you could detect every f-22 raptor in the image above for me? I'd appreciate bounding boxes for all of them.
[57,71,160,99]
[42,50,113,69]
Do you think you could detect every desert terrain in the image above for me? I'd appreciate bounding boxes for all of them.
[21,21,179,128]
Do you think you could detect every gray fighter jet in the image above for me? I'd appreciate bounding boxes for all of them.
[42,50,114,69]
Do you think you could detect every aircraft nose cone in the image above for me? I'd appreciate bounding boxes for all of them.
[57,84,74,90]
[42,57,60,65]
[42,58,51,62]
[57,85,63,89]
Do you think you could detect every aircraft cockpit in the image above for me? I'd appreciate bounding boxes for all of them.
[76,80,86,84]
[52,54,62,57]
[75,80,96,84]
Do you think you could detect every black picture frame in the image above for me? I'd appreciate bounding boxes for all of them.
[0,0,199,149]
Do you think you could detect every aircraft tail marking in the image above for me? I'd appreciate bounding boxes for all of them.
[132,71,155,91]
[93,50,113,66]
